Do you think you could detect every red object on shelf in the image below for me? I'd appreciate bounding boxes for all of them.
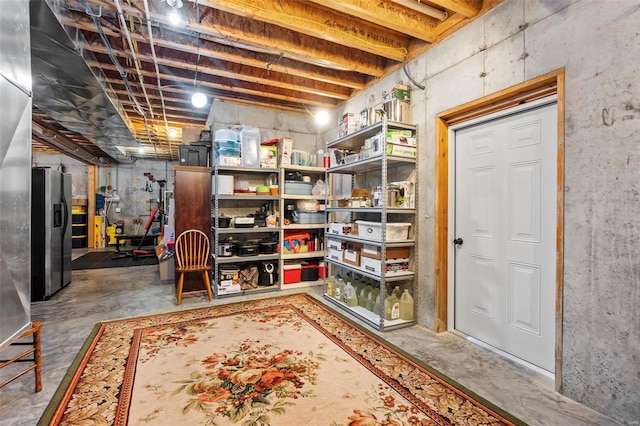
[318,263,325,279]
[283,264,302,284]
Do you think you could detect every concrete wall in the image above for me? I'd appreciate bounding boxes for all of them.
[208,100,323,153]
[32,153,89,200]
[97,159,175,236]
[325,0,640,423]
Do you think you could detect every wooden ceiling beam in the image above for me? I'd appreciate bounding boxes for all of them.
[98,66,338,110]
[308,0,440,43]
[431,0,481,18]
[66,16,368,90]
[196,0,410,61]
[86,43,352,100]
[68,1,388,76]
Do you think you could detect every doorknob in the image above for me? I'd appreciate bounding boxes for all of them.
[453,238,463,246]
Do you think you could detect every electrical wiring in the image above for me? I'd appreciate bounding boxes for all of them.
[142,0,175,161]
[77,0,145,117]
[114,0,155,119]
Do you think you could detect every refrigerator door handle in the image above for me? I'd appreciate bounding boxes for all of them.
[61,194,69,234]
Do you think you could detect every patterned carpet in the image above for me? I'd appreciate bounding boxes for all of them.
[39,294,524,425]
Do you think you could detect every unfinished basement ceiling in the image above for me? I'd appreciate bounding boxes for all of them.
[32,0,503,164]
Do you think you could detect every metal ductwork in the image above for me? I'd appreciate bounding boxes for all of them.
[30,0,138,164]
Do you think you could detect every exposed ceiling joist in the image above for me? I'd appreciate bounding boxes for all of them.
[31,0,500,162]
[308,0,441,42]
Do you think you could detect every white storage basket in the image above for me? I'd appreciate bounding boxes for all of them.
[355,220,411,241]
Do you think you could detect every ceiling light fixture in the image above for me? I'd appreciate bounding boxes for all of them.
[191,91,207,108]
[191,33,208,108]
[169,9,181,25]
[315,110,330,126]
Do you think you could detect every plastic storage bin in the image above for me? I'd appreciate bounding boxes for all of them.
[240,127,260,168]
[215,128,238,143]
[355,220,411,241]
[284,181,313,195]
[292,211,325,224]
[179,144,209,166]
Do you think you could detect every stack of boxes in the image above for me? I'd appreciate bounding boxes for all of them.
[327,221,411,274]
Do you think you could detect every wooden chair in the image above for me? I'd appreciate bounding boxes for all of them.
[0,321,42,392]
[175,229,213,305]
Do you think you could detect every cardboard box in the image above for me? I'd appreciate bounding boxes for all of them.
[72,198,88,206]
[386,143,417,158]
[329,222,352,235]
[155,244,175,282]
[328,248,343,262]
[342,248,361,267]
[327,238,344,251]
[385,84,411,103]
[386,130,416,146]
[339,112,357,137]
[259,145,278,168]
[364,133,384,157]
[389,181,416,208]
[361,256,410,275]
[217,283,241,295]
[361,244,411,260]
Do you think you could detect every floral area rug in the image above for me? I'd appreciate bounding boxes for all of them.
[40,294,524,425]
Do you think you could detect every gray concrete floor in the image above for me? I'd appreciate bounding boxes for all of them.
[0,249,620,425]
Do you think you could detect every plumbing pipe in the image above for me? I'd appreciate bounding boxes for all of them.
[390,0,448,21]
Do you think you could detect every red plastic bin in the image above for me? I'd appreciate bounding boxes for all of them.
[283,263,302,284]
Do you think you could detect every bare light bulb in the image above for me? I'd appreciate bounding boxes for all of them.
[191,91,207,108]
[169,9,181,25]
[315,109,330,126]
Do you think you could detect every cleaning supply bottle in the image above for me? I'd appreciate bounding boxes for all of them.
[335,277,345,302]
[400,289,414,320]
[384,290,400,321]
[327,275,336,297]
[345,281,358,307]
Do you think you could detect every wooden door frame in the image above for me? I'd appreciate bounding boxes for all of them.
[434,69,565,390]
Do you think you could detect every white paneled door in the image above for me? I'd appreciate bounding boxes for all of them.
[453,102,557,372]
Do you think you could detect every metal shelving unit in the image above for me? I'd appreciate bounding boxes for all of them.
[211,166,281,297]
[324,118,417,332]
[279,165,327,289]
[210,164,328,297]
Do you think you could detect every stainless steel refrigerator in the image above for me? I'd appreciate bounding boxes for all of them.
[31,167,72,301]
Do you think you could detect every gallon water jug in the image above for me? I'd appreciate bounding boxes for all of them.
[344,281,358,307]
[384,292,400,321]
[400,289,414,320]
[366,288,379,311]
[358,284,371,307]
[240,126,260,167]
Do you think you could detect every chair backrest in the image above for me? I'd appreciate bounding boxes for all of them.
[175,229,210,269]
